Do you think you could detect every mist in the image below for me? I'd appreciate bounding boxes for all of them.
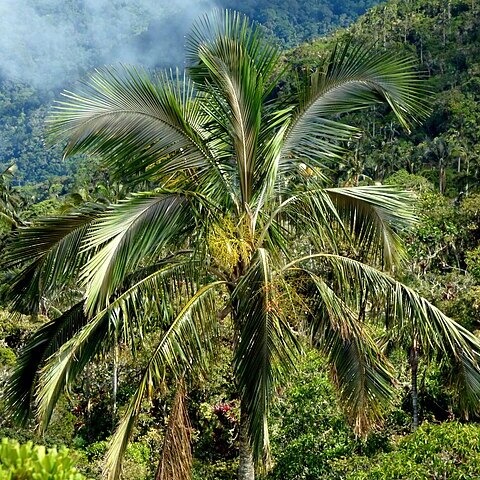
[0,0,218,91]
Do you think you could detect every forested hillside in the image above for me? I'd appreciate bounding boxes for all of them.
[286,0,480,196]
[0,0,381,187]
[1,1,480,480]
[2,0,478,189]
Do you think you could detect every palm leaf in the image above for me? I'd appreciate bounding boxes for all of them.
[233,249,300,466]
[187,10,282,206]
[326,185,416,268]
[286,254,480,413]
[33,260,214,432]
[304,271,394,433]
[80,191,200,315]
[49,68,212,186]
[279,41,430,175]
[2,302,87,425]
[103,281,222,480]
[3,204,105,313]
[35,309,110,430]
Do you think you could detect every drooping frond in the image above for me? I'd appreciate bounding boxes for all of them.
[33,260,208,432]
[80,191,202,315]
[3,204,104,313]
[279,41,431,174]
[48,68,212,186]
[326,185,416,269]
[304,272,394,434]
[233,249,300,466]
[286,254,480,415]
[93,257,200,350]
[103,281,222,480]
[35,310,110,430]
[3,302,88,425]
[451,351,480,418]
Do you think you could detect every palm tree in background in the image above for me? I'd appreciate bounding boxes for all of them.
[0,164,24,230]
[4,11,480,480]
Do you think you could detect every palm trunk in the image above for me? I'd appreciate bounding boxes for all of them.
[85,363,92,440]
[439,161,446,194]
[112,340,119,427]
[238,409,255,480]
[409,343,419,431]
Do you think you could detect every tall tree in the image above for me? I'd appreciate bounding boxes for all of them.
[4,10,480,480]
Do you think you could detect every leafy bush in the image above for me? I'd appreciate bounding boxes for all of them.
[336,422,480,479]
[0,438,88,480]
[0,345,15,368]
[466,247,480,283]
[83,439,153,480]
[266,350,360,480]
[192,459,238,480]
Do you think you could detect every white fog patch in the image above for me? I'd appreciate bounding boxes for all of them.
[0,0,217,90]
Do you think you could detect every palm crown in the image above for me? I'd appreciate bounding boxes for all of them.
[4,10,480,480]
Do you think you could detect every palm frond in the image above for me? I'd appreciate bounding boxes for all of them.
[326,185,416,269]
[187,10,281,98]
[451,351,480,418]
[103,281,222,480]
[279,41,430,174]
[3,204,105,314]
[187,10,281,206]
[48,68,213,185]
[81,191,200,315]
[286,254,480,414]
[276,187,343,255]
[34,259,210,431]
[94,257,200,351]
[2,302,87,425]
[35,310,110,430]
[233,249,300,466]
[305,272,394,434]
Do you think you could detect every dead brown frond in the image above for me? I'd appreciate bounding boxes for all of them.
[155,381,192,480]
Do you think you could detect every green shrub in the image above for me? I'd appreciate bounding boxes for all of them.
[0,438,88,480]
[466,247,480,283]
[0,346,15,367]
[337,422,480,479]
[266,350,360,480]
[192,459,238,480]
[83,440,153,480]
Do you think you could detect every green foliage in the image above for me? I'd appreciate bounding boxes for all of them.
[192,459,238,480]
[82,440,152,480]
[0,438,88,480]
[0,346,15,368]
[265,350,480,479]
[223,0,381,47]
[283,0,480,196]
[337,422,480,479]
[384,170,433,193]
[5,7,479,480]
[466,247,480,283]
[266,351,358,480]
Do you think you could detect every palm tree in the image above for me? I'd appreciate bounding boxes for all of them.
[4,11,480,480]
[0,164,24,230]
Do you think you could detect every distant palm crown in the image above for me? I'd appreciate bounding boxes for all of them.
[4,10,480,480]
